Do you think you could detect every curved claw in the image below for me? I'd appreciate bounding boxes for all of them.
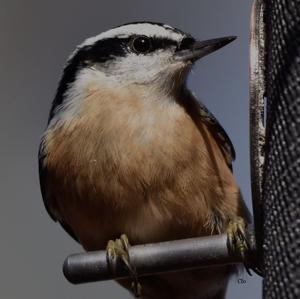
[106,234,142,297]
[226,217,249,260]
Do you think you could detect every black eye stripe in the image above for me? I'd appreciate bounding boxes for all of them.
[84,36,179,60]
[151,37,178,50]
[87,38,130,61]
[179,37,196,50]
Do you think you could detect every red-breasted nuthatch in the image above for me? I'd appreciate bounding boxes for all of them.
[39,22,249,299]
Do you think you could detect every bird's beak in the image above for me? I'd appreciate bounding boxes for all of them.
[175,36,237,62]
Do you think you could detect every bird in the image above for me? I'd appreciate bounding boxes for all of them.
[39,22,250,299]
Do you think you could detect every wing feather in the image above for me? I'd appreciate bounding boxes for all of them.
[38,137,79,242]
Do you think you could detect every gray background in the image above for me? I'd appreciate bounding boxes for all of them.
[0,0,262,298]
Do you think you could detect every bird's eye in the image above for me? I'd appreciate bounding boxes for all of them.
[131,36,152,54]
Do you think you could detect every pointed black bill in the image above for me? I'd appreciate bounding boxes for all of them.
[176,36,237,62]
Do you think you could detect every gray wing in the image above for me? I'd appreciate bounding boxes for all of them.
[38,137,80,242]
[185,91,236,169]
[197,100,236,168]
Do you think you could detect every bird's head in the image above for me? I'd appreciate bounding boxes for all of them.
[49,22,236,124]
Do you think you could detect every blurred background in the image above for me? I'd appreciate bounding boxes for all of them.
[0,0,262,298]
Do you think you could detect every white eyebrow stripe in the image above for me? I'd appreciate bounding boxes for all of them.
[68,23,184,61]
[85,23,183,44]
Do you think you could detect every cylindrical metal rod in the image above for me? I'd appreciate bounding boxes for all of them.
[63,234,250,284]
[249,0,266,262]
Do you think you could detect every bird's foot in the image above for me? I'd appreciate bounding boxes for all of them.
[226,217,249,260]
[106,234,142,297]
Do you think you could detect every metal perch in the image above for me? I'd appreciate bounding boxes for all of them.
[63,230,258,284]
